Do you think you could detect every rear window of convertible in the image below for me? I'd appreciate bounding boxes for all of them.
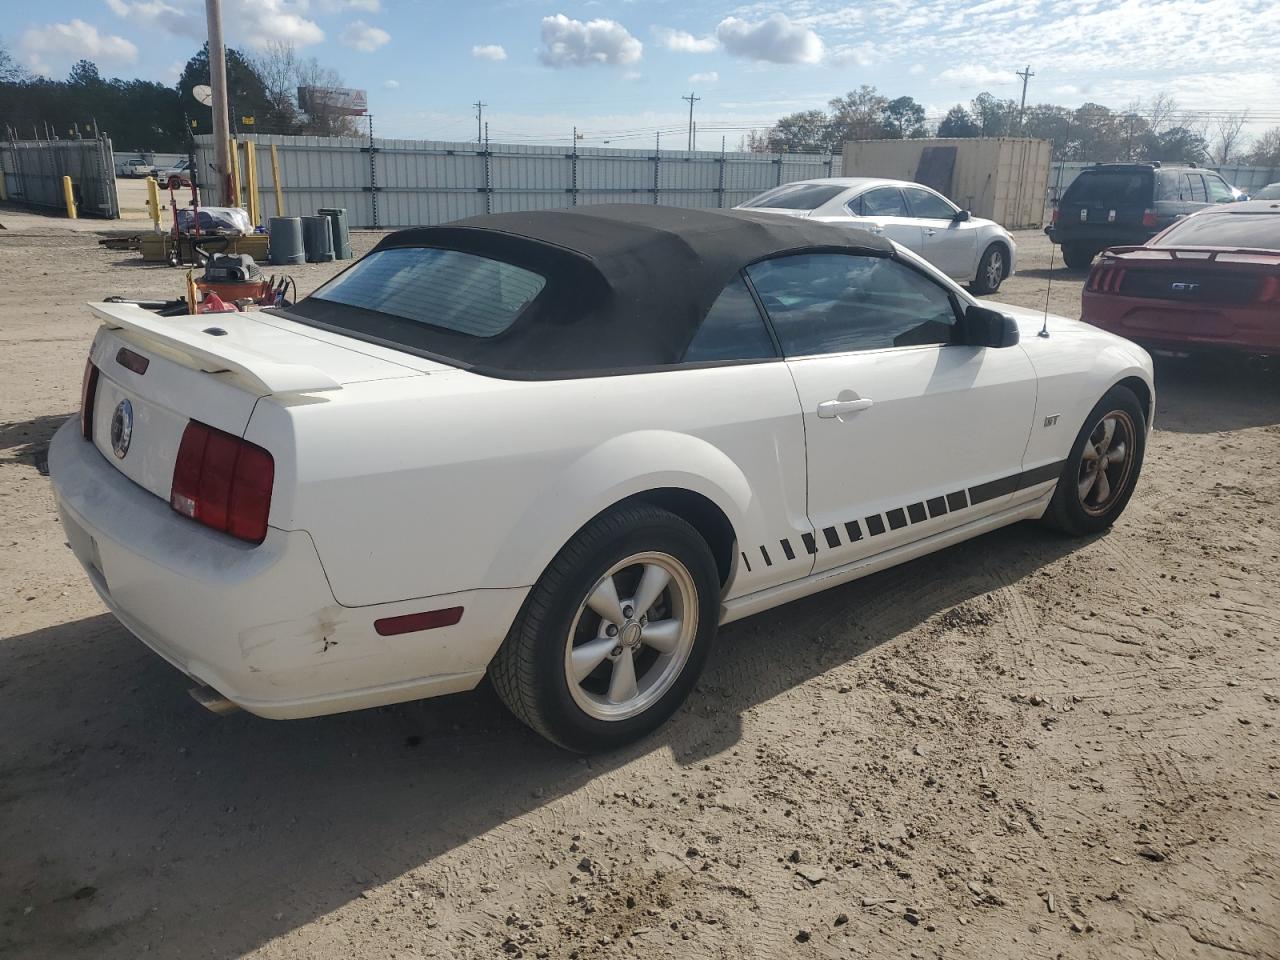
[312,247,547,337]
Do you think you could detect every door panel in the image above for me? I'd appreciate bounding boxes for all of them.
[851,186,925,253]
[788,344,1038,574]
[920,220,978,278]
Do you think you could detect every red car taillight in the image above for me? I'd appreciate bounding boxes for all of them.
[1142,208,1158,228]
[1087,264,1127,293]
[1256,276,1280,304]
[80,360,99,440]
[170,421,275,544]
[1051,207,1060,223]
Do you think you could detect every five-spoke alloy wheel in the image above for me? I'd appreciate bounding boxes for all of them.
[1044,385,1147,536]
[491,503,719,752]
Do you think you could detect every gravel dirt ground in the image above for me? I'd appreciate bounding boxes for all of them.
[1,193,1278,960]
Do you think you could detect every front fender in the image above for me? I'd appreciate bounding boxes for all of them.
[479,430,753,590]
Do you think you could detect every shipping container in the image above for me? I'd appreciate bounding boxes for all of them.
[841,137,1052,230]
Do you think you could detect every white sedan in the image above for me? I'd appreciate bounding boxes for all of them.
[50,205,1151,752]
[738,178,1017,294]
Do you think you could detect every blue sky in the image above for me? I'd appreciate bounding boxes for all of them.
[9,0,1280,145]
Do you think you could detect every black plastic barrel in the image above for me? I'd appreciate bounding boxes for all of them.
[301,215,336,263]
[268,217,305,266]
[317,207,352,260]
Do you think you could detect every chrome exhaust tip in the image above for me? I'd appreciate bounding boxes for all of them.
[188,684,241,716]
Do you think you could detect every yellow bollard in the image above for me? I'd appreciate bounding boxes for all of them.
[145,176,162,233]
[62,175,78,219]
[228,138,242,209]
[244,139,260,226]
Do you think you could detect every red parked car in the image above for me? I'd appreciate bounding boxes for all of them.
[1081,200,1280,354]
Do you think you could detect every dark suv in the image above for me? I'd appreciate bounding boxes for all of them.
[1046,162,1240,268]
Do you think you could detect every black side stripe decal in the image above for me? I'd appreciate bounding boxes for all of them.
[748,461,1065,567]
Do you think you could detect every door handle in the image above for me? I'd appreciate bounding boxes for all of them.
[865,225,884,234]
[924,228,937,236]
[817,398,874,418]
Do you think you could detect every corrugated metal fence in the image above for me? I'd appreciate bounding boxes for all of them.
[0,136,119,218]
[193,133,841,228]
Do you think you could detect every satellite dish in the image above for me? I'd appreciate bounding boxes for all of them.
[192,84,213,107]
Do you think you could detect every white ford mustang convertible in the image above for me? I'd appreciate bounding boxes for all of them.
[50,205,1153,751]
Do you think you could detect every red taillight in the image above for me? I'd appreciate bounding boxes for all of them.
[1087,264,1127,294]
[1256,276,1280,304]
[80,361,99,440]
[170,421,275,544]
[1142,208,1157,228]
[1051,208,1060,223]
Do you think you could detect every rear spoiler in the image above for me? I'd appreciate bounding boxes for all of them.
[90,302,341,395]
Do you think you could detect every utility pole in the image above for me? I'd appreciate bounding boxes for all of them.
[1016,65,1034,134]
[205,0,232,205]
[474,101,487,144]
[681,92,700,151]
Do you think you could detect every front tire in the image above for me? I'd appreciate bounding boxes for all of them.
[968,243,1008,295]
[490,503,720,752]
[1042,385,1146,536]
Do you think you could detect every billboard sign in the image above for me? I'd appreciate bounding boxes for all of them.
[298,86,368,116]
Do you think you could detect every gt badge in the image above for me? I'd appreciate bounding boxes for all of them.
[110,399,134,459]
[1043,415,1059,428]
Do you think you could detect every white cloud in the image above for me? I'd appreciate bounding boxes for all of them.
[105,0,202,37]
[21,19,138,74]
[715,14,823,64]
[339,19,390,52]
[538,14,642,68]
[908,63,926,76]
[936,64,1014,87]
[232,0,324,48]
[318,0,381,11]
[830,42,874,66]
[689,71,719,84]
[653,27,717,53]
[383,78,400,89]
[472,44,508,61]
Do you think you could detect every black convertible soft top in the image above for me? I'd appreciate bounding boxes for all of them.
[289,203,894,378]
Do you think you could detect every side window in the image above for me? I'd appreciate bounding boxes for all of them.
[859,187,907,217]
[745,254,958,357]
[845,194,865,216]
[683,275,777,363]
[1184,173,1207,203]
[1204,174,1234,202]
[903,186,957,219]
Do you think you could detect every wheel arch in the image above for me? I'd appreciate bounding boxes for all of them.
[1115,375,1153,429]
[980,236,1013,279]
[479,429,752,593]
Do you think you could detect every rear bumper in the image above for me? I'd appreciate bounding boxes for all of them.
[1081,294,1280,354]
[48,418,526,718]
[1047,226,1156,247]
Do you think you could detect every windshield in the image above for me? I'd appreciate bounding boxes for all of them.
[742,183,847,210]
[1152,211,1280,249]
[1254,184,1280,201]
[312,247,547,337]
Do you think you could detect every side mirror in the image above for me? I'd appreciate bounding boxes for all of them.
[953,209,971,222]
[959,304,1019,348]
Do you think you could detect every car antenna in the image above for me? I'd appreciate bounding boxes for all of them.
[1039,158,1067,339]
[1039,243,1054,339]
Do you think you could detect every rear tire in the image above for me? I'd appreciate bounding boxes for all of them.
[1061,243,1095,270]
[1042,385,1146,536]
[490,503,720,752]
[968,243,1008,295]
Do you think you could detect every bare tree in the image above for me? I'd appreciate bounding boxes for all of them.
[1211,111,1249,165]
[251,41,361,137]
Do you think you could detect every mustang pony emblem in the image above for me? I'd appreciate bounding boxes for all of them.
[110,399,133,459]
